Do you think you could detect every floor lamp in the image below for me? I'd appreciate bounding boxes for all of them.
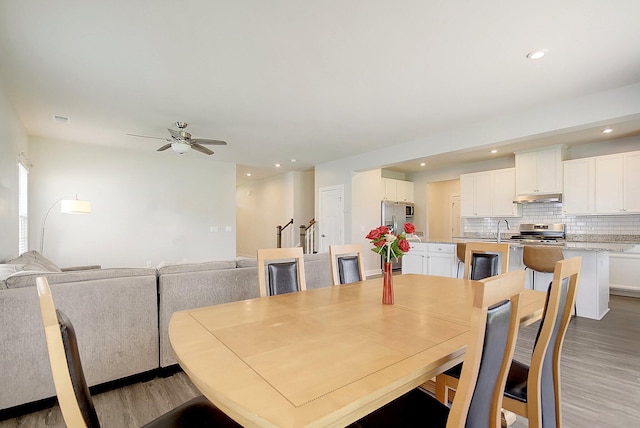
[40,196,92,254]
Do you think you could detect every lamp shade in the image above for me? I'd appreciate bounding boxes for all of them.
[60,199,92,214]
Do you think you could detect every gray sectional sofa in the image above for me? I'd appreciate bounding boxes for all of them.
[0,251,332,411]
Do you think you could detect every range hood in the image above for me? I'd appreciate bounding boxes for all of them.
[513,193,562,204]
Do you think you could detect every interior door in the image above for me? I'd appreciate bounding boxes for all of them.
[318,185,344,253]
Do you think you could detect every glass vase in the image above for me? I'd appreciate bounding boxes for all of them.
[382,261,394,305]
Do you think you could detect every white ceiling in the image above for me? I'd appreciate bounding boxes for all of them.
[1,1,640,184]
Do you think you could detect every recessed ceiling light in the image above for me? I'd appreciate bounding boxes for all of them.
[602,128,613,134]
[290,159,297,163]
[420,162,426,167]
[246,173,252,177]
[526,49,547,60]
[53,115,70,123]
[490,149,498,154]
[275,163,281,168]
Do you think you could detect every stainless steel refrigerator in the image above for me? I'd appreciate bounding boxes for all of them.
[381,201,413,271]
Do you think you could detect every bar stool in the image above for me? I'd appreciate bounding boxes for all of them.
[455,243,466,278]
[522,245,564,291]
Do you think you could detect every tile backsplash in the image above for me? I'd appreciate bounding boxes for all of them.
[463,203,640,242]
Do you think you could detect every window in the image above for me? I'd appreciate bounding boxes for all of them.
[18,162,28,255]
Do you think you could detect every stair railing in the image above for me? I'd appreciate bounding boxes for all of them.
[276,218,294,248]
[299,219,316,254]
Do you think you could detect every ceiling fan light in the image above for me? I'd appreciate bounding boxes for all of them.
[171,142,190,154]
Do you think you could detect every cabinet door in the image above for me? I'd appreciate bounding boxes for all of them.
[402,253,424,274]
[595,154,624,214]
[428,254,454,277]
[402,181,415,203]
[382,178,397,201]
[474,172,493,216]
[624,152,640,212]
[563,158,594,215]
[515,151,538,195]
[492,168,520,216]
[535,148,562,193]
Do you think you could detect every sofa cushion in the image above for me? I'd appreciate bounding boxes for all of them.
[236,257,257,268]
[4,268,157,289]
[157,260,237,275]
[7,250,62,273]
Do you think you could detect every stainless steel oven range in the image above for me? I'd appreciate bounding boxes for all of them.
[509,223,566,244]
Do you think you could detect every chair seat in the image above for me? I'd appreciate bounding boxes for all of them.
[503,359,530,404]
[142,395,241,428]
[350,388,449,427]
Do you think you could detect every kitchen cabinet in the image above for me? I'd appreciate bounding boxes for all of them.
[594,151,640,214]
[515,146,565,195]
[460,168,521,217]
[382,178,414,203]
[563,158,595,215]
[396,180,414,203]
[402,242,455,277]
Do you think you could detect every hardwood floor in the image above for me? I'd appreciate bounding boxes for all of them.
[1,295,638,427]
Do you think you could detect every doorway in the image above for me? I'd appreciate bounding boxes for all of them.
[450,194,461,240]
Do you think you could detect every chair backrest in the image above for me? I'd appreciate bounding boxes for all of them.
[257,247,307,297]
[329,244,365,285]
[447,270,524,428]
[37,277,100,428]
[463,242,510,280]
[523,245,564,273]
[528,256,581,428]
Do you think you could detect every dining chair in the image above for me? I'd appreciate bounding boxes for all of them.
[257,247,306,297]
[36,277,240,428]
[329,244,366,285]
[463,242,510,280]
[436,257,581,428]
[350,269,525,428]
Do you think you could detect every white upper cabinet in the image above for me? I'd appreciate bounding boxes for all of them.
[396,180,414,203]
[562,150,640,215]
[595,151,640,214]
[563,158,595,215]
[515,146,565,195]
[382,178,414,203]
[461,168,520,217]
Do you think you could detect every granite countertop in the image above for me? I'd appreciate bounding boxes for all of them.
[428,237,640,253]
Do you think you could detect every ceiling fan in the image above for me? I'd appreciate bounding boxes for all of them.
[127,122,227,155]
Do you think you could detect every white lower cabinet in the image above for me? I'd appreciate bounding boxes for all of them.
[402,243,456,277]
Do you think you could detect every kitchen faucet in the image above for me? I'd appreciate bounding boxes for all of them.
[496,219,510,243]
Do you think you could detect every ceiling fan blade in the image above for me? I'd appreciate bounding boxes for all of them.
[127,133,170,141]
[168,128,182,139]
[191,144,214,155]
[157,143,172,151]
[191,139,227,145]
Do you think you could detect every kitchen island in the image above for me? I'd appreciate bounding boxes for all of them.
[409,239,637,320]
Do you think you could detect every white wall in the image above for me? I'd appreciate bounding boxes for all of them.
[352,169,383,276]
[0,83,29,262]
[236,171,314,258]
[29,138,236,268]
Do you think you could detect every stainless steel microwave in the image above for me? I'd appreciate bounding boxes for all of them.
[406,205,414,216]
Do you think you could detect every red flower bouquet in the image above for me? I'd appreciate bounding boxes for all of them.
[366,222,415,263]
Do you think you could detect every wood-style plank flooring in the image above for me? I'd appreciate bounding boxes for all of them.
[1,295,638,427]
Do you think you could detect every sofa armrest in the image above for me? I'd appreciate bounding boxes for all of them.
[61,265,102,271]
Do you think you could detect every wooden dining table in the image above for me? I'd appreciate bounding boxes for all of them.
[169,273,546,427]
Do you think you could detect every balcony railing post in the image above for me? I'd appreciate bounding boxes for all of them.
[299,225,307,253]
[277,225,283,248]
